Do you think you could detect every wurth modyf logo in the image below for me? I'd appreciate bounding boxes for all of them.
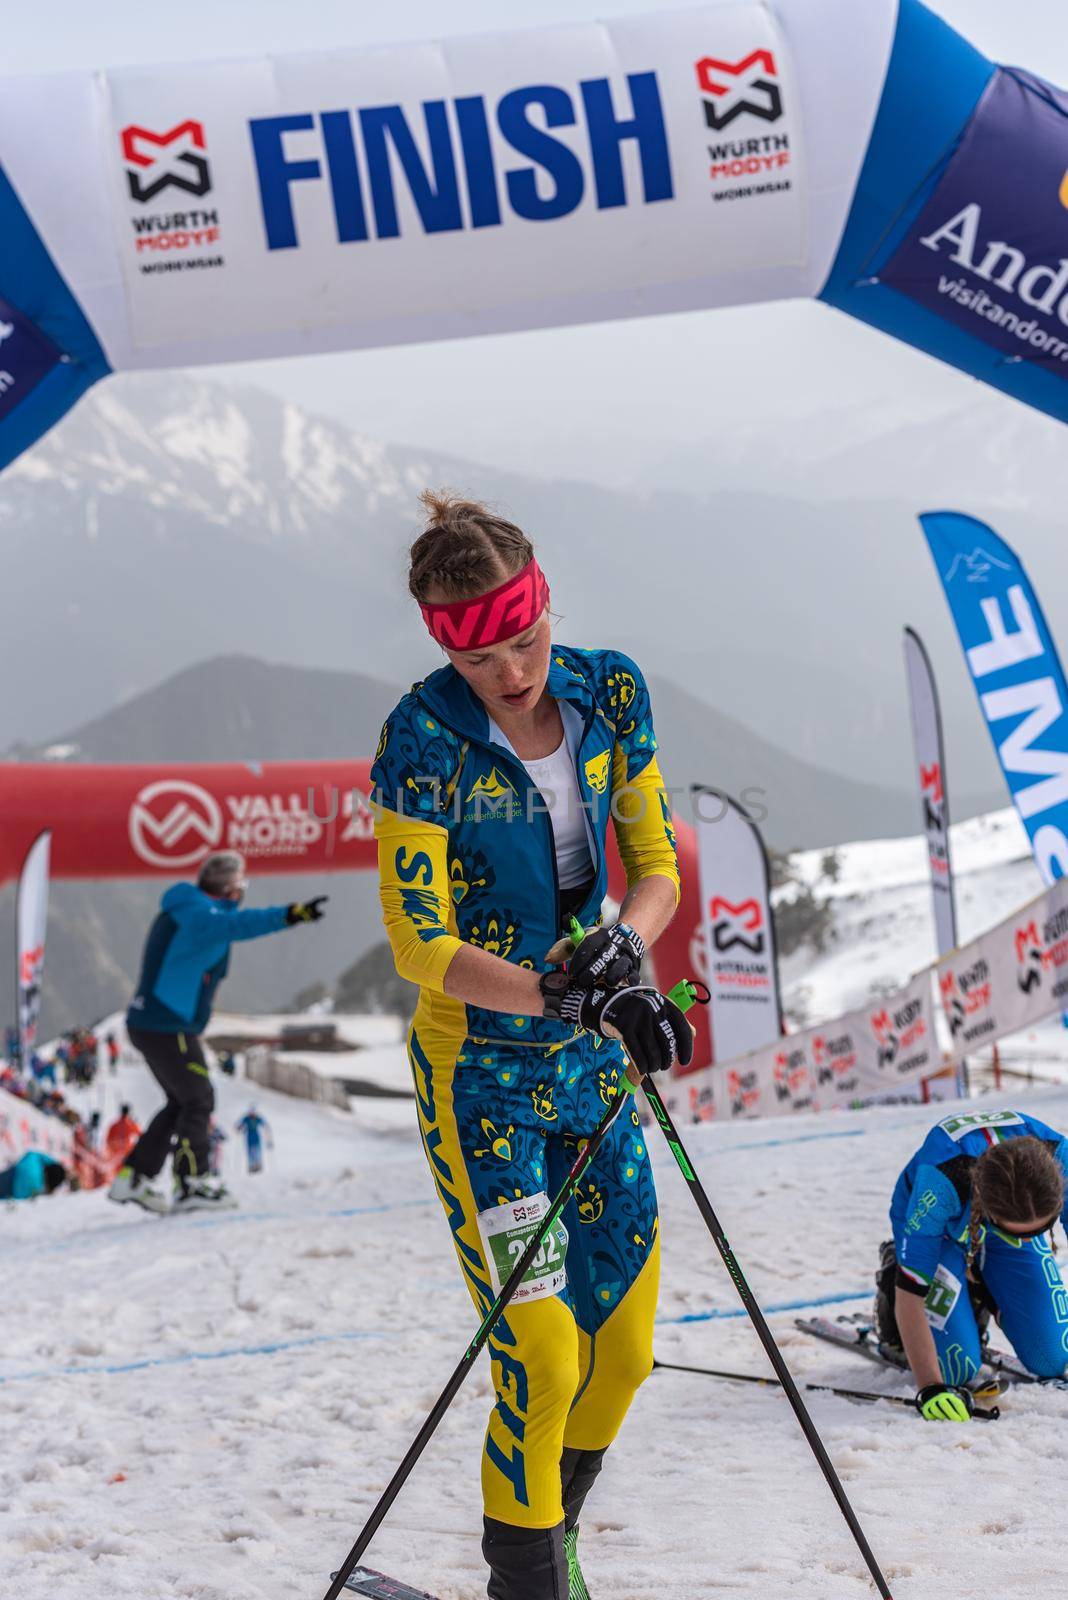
[129,779,223,869]
[118,120,224,278]
[710,896,764,954]
[122,122,212,202]
[1015,919,1044,994]
[695,51,782,129]
[694,48,792,202]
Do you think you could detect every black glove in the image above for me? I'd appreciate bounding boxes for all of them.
[541,976,693,1077]
[286,895,328,925]
[915,1383,975,1422]
[566,922,645,991]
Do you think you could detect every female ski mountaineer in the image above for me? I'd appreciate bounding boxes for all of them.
[876,1106,1068,1419]
[371,492,692,1600]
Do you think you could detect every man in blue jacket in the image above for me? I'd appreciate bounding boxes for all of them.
[109,851,326,1214]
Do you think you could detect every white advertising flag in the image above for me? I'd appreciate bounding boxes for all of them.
[903,628,957,959]
[694,788,782,1064]
[16,829,51,1063]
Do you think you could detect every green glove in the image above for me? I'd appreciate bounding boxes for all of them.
[916,1383,975,1422]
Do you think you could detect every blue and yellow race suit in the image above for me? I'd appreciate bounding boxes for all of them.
[371,646,679,1529]
[891,1108,1068,1383]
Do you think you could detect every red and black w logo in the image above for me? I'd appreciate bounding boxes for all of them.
[710,896,765,954]
[121,121,212,203]
[695,50,783,130]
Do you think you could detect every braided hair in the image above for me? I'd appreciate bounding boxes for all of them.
[408,490,533,605]
[965,1135,1064,1275]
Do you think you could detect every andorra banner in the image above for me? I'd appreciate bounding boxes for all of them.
[7,2,1068,469]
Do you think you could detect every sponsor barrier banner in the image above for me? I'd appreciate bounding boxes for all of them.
[15,830,51,1063]
[694,788,782,1065]
[904,627,958,958]
[936,876,1068,1057]
[854,971,939,1095]
[667,970,937,1123]
[665,871,1068,1123]
[0,1085,73,1165]
[883,69,1068,385]
[920,511,1068,890]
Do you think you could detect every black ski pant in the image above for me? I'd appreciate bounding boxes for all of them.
[126,1028,214,1183]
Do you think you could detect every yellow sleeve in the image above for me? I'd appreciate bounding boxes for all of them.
[374,804,464,993]
[610,749,681,906]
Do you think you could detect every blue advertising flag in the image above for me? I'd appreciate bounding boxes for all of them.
[920,511,1068,887]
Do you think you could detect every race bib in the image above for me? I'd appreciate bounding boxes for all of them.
[939,1109,1024,1142]
[478,1192,568,1304]
[924,1262,963,1332]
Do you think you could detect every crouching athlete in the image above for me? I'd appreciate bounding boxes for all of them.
[875,1107,1068,1420]
[371,492,692,1600]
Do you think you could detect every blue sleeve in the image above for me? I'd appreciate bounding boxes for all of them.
[180,900,290,945]
[605,651,659,781]
[893,1163,962,1295]
[1055,1137,1068,1236]
[370,696,462,826]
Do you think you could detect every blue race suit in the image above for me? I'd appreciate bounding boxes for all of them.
[236,1112,270,1171]
[371,646,679,1530]
[891,1107,1068,1383]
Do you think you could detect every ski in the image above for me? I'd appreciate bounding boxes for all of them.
[796,1312,1068,1394]
[330,1570,439,1599]
[653,1357,1000,1418]
[794,1314,908,1372]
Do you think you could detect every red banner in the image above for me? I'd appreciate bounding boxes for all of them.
[0,760,705,1070]
[0,762,376,883]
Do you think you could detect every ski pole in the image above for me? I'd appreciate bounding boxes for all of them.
[652,1358,1001,1420]
[560,919,896,1600]
[642,1075,896,1599]
[322,1078,634,1600]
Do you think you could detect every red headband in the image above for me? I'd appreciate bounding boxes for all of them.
[420,557,550,650]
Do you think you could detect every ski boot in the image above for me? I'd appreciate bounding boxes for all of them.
[560,1446,606,1600]
[872,1239,907,1363]
[108,1165,170,1214]
[483,1518,566,1600]
[172,1176,238,1213]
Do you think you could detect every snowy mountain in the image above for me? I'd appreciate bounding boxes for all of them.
[0,370,1019,812]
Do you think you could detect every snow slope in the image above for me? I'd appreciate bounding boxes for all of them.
[4,1047,1068,1600]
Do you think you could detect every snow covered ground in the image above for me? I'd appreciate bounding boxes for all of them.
[4,1042,1068,1600]
[7,807,1068,1599]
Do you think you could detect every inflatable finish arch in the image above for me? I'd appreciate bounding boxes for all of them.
[0,0,1067,468]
